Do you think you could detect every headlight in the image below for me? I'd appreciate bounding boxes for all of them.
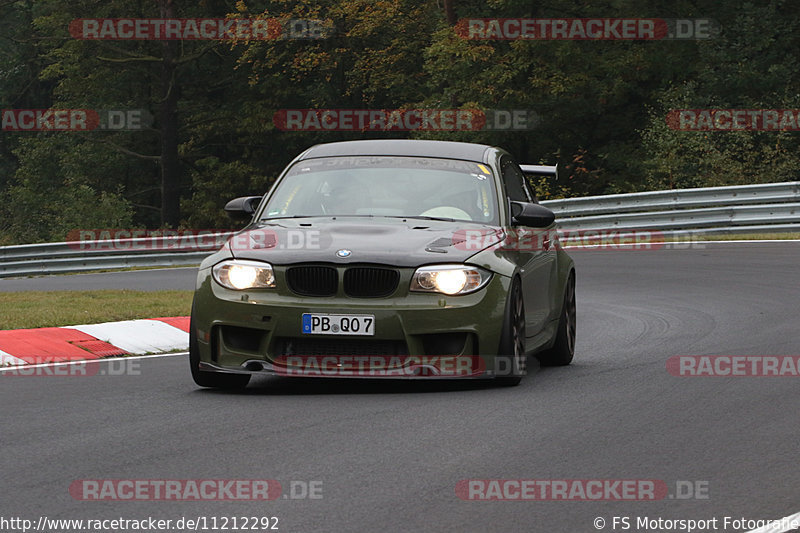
[212,259,275,290]
[410,265,492,295]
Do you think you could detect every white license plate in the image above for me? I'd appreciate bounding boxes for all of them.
[301,314,375,336]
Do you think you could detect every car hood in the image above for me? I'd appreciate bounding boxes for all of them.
[226,217,503,267]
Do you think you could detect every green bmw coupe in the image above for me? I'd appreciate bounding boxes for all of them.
[190,139,575,388]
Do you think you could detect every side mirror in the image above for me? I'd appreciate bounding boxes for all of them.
[224,196,262,220]
[510,201,555,228]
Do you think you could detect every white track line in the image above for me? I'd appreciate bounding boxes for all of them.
[0,352,187,373]
[564,239,800,249]
[744,510,800,533]
[691,239,800,243]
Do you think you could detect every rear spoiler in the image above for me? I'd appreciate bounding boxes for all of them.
[520,164,558,181]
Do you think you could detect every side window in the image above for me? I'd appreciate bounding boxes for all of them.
[522,174,538,203]
[500,157,532,203]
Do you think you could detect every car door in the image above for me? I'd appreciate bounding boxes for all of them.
[499,156,555,337]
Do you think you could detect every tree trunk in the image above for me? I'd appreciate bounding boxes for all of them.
[443,0,456,25]
[159,0,180,227]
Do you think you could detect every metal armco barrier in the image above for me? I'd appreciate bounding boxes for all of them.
[0,233,232,278]
[541,181,800,236]
[1,181,799,278]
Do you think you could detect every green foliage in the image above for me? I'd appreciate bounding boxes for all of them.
[640,1,800,189]
[1,0,800,244]
[4,136,133,242]
[181,156,270,229]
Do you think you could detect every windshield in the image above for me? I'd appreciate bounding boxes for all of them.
[261,156,498,224]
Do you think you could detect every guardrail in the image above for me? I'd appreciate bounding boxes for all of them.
[1,181,799,278]
[0,233,232,278]
[542,181,800,236]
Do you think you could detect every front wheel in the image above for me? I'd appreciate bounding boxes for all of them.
[496,277,526,386]
[537,272,576,367]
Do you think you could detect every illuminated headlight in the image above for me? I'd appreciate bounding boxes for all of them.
[410,265,492,295]
[212,259,275,290]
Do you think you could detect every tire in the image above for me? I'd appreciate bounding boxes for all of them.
[537,272,576,367]
[496,277,526,386]
[189,308,250,390]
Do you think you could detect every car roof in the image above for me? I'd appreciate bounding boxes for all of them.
[299,139,495,162]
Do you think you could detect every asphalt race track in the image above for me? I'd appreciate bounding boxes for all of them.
[2,243,799,532]
[0,267,198,292]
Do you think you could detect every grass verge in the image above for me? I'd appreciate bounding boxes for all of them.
[0,290,193,330]
[692,232,800,241]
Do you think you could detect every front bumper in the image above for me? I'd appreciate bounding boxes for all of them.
[198,357,491,379]
[192,265,512,379]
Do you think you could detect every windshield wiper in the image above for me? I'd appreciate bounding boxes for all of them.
[259,214,381,222]
[260,215,320,220]
[383,215,456,222]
